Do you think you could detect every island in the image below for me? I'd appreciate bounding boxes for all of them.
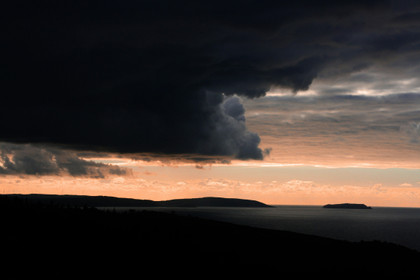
[323,203,372,209]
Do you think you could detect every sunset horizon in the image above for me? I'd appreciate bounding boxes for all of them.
[3,1,420,208]
[3,158,420,207]
[3,1,420,273]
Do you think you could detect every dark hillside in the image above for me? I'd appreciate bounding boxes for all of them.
[1,194,271,207]
[158,196,271,207]
[2,193,157,207]
[1,195,419,277]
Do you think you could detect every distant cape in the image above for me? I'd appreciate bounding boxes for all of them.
[323,203,372,209]
[1,194,272,208]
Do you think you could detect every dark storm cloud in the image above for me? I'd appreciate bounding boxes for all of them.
[1,0,420,160]
[0,143,127,177]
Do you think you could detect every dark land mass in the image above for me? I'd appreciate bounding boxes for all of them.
[158,196,271,207]
[1,196,419,277]
[324,203,372,209]
[0,193,271,208]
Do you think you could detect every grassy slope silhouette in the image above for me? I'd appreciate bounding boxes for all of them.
[2,194,419,277]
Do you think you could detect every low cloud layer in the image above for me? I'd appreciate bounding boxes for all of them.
[2,1,420,160]
[244,93,420,167]
[0,143,127,177]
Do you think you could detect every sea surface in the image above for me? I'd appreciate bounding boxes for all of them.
[107,205,420,251]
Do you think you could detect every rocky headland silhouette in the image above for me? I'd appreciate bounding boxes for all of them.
[1,194,271,208]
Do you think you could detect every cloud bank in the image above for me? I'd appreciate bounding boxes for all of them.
[0,143,127,177]
[244,93,420,167]
[2,0,420,162]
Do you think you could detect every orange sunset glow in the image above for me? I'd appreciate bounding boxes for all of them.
[4,1,420,274]
[2,154,420,207]
[2,91,420,206]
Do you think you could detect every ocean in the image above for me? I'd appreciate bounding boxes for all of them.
[109,205,420,252]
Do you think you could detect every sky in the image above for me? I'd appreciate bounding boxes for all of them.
[1,0,420,206]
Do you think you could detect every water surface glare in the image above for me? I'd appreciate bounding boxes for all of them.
[106,205,420,251]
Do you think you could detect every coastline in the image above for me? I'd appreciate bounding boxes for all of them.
[2,195,420,276]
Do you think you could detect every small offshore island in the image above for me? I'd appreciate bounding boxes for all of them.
[323,203,372,209]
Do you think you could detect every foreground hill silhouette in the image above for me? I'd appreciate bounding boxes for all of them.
[1,195,419,277]
[2,194,271,207]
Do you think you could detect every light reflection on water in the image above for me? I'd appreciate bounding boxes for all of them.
[103,205,420,251]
